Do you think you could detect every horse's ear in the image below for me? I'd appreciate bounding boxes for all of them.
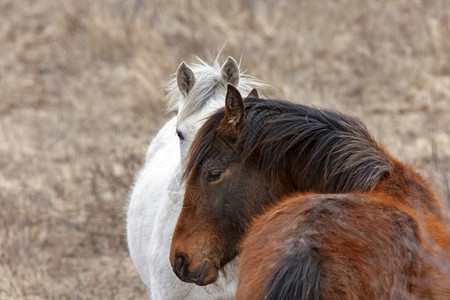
[246,88,259,99]
[223,84,244,129]
[220,57,239,87]
[177,62,195,97]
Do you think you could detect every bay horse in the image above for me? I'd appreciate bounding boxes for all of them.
[170,85,449,298]
[126,57,263,299]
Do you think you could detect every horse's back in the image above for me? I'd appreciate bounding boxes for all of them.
[237,193,440,300]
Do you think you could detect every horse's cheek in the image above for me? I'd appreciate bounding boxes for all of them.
[208,186,227,219]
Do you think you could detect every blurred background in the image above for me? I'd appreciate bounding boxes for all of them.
[0,0,449,298]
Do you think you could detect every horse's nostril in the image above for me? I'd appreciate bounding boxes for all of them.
[173,252,189,276]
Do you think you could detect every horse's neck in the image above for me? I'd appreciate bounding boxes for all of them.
[265,172,299,204]
[263,162,337,201]
[167,162,185,204]
[373,159,444,218]
[266,153,443,218]
[145,117,178,166]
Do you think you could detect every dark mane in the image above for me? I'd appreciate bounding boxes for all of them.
[185,98,393,193]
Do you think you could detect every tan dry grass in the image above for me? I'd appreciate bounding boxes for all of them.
[0,0,449,299]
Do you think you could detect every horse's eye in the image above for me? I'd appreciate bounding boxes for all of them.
[206,170,222,182]
[176,129,185,141]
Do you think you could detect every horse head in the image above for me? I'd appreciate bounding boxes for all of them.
[169,85,279,285]
[173,57,242,162]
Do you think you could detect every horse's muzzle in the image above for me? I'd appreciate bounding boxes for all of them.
[171,251,218,286]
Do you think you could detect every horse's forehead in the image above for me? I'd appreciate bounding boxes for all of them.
[175,69,224,121]
[202,153,229,170]
[176,95,224,132]
[201,137,239,168]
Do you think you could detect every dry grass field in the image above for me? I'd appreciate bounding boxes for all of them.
[0,0,449,299]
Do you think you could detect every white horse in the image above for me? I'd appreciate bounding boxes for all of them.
[127,56,263,299]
